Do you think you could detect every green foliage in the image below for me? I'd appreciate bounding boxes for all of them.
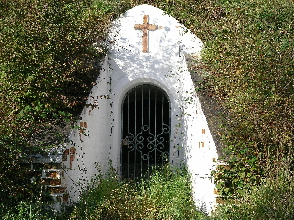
[0,0,109,149]
[212,165,294,220]
[2,166,293,219]
[0,201,56,220]
[0,0,129,206]
[69,165,205,219]
[212,143,263,197]
[179,0,294,199]
[1,0,293,216]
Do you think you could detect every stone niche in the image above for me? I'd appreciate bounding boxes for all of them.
[62,4,219,213]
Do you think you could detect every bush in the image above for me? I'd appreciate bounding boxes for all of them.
[0,0,130,207]
[197,0,294,198]
[1,201,56,220]
[212,165,294,220]
[69,166,206,219]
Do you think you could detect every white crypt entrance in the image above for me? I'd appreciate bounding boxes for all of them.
[62,4,219,213]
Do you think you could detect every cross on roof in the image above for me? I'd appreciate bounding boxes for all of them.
[134,15,159,53]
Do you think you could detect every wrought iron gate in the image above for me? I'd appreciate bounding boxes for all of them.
[121,84,170,179]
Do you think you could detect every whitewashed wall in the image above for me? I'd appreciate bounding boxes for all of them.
[63,4,218,213]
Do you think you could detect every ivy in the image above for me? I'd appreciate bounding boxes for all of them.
[0,0,293,215]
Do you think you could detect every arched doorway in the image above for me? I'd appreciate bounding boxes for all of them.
[121,84,170,179]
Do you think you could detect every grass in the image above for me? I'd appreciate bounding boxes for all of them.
[211,165,294,220]
[2,165,293,219]
[69,165,206,219]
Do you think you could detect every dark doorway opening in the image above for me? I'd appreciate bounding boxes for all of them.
[121,84,170,179]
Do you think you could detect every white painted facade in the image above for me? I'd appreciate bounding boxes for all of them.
[63,4,218,213]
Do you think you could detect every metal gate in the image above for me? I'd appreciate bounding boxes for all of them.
[121,84,170,179]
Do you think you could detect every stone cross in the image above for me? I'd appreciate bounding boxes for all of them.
[134,15,159,52]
